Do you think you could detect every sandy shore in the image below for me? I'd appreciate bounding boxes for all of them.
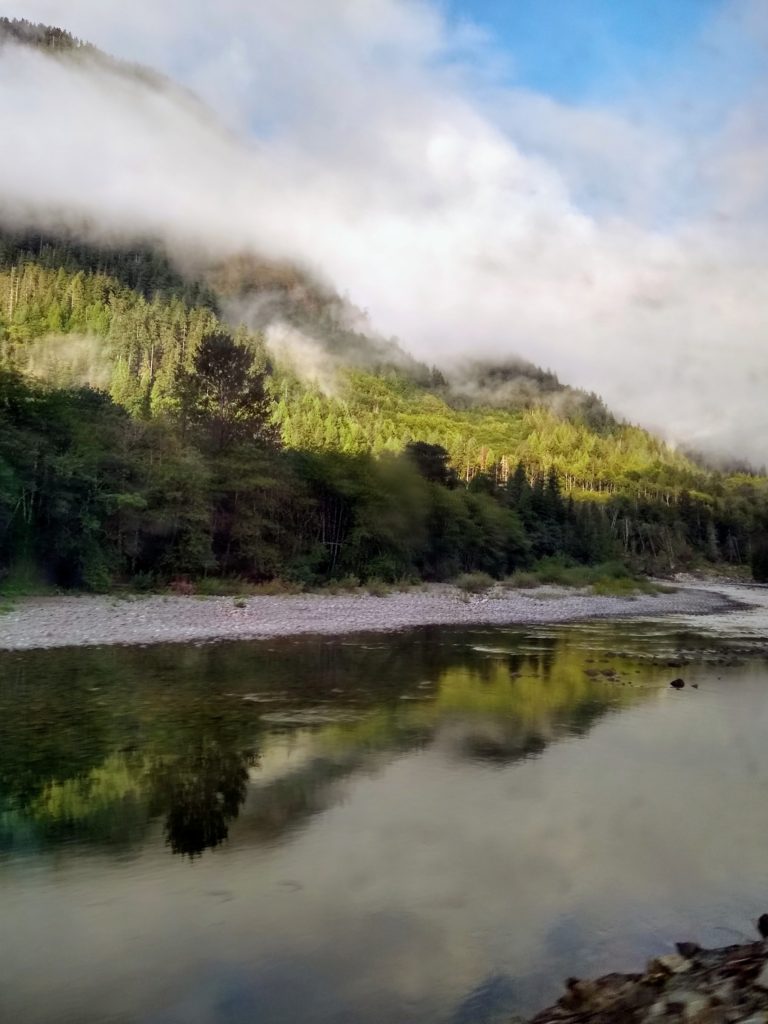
[0,582,743,651]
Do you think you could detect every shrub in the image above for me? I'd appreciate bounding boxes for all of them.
[170,576,196,595]
[454,571,495,593]
[365,578,391,597]
[322,575,361,594]
[130,571,156,592]
[0,559,54,598]
[502,558,645,593]
[591,577,639,597]
[534,557,589,586]
[82,557,113,594]
[503,571,539,589]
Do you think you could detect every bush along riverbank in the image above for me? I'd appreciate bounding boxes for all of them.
[525,920,768,1024]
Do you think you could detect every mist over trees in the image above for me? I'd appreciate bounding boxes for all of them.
[5,7,768,468]
[0,18,766,590]
[1,221,768,591]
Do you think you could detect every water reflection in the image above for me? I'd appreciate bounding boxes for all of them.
[3,618,768,1024]
[0,628,646,859]
[151,741,256,857]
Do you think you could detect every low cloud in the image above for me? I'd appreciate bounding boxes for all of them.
[262,323,341,395]
[2,0,768,462]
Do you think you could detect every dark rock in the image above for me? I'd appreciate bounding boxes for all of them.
[677,942,703,959]
[527,929,768,1023]
[670,678,686,689]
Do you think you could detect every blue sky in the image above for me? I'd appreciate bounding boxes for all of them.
[444,0,731,102]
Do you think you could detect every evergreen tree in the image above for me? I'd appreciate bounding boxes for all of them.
[182,333,276,453]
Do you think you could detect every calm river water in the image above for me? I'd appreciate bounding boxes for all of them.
[3,589,768,1024]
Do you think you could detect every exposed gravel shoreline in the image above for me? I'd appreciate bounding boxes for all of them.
[0,582,745,651]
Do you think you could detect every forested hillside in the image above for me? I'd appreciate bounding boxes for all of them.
[0,229,724,493]
[1,223,767,592]
[2,15,768,591]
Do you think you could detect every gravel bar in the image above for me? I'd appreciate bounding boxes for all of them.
[0,583,743,651]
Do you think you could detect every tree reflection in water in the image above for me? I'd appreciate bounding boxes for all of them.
[0,624,658,858]
[150,741,257,857]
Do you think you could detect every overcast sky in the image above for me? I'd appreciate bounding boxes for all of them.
[3,0,768,460]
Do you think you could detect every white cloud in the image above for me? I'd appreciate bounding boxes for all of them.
[2,0,768,461]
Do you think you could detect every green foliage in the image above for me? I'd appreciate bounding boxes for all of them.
[0,558,56,598]
[454,572,495,593]
[180,332,276,452]
[590,576,655,597]
[503,570,539,589]
[404,441,456,486]
[0,369,543,589]
[365,578,392,597]
[191,577,304,597]
[504,557,666,595]
[1,228,767,590]
[277,368,712,502]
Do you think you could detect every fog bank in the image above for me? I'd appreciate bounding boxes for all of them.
[2,1,768,460]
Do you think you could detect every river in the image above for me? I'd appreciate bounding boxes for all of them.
[2,586,768,1023]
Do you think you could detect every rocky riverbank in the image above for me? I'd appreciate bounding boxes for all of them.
[0,581,743,650]
[527,931,768,1023]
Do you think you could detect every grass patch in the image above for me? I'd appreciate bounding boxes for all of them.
[249,579,305,596]
[591,574,675,597]
[320,575,362,595]
[503,558,671,597]
[690,560,752,582]
[502,571,539,589]
[591,577,642,597]
[365,578,392,597]
[0,560,59,600]
[454,572,496,594]
[192,577,304,597]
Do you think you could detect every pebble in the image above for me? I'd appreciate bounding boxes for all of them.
[657,954,693,974]
[664,991,711,1018]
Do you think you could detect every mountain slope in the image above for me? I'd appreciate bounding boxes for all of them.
[1,18,767,589]
[0,228,711,496]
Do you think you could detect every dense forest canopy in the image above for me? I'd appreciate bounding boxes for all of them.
[1,221,767,591]
[1,16,768,590]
